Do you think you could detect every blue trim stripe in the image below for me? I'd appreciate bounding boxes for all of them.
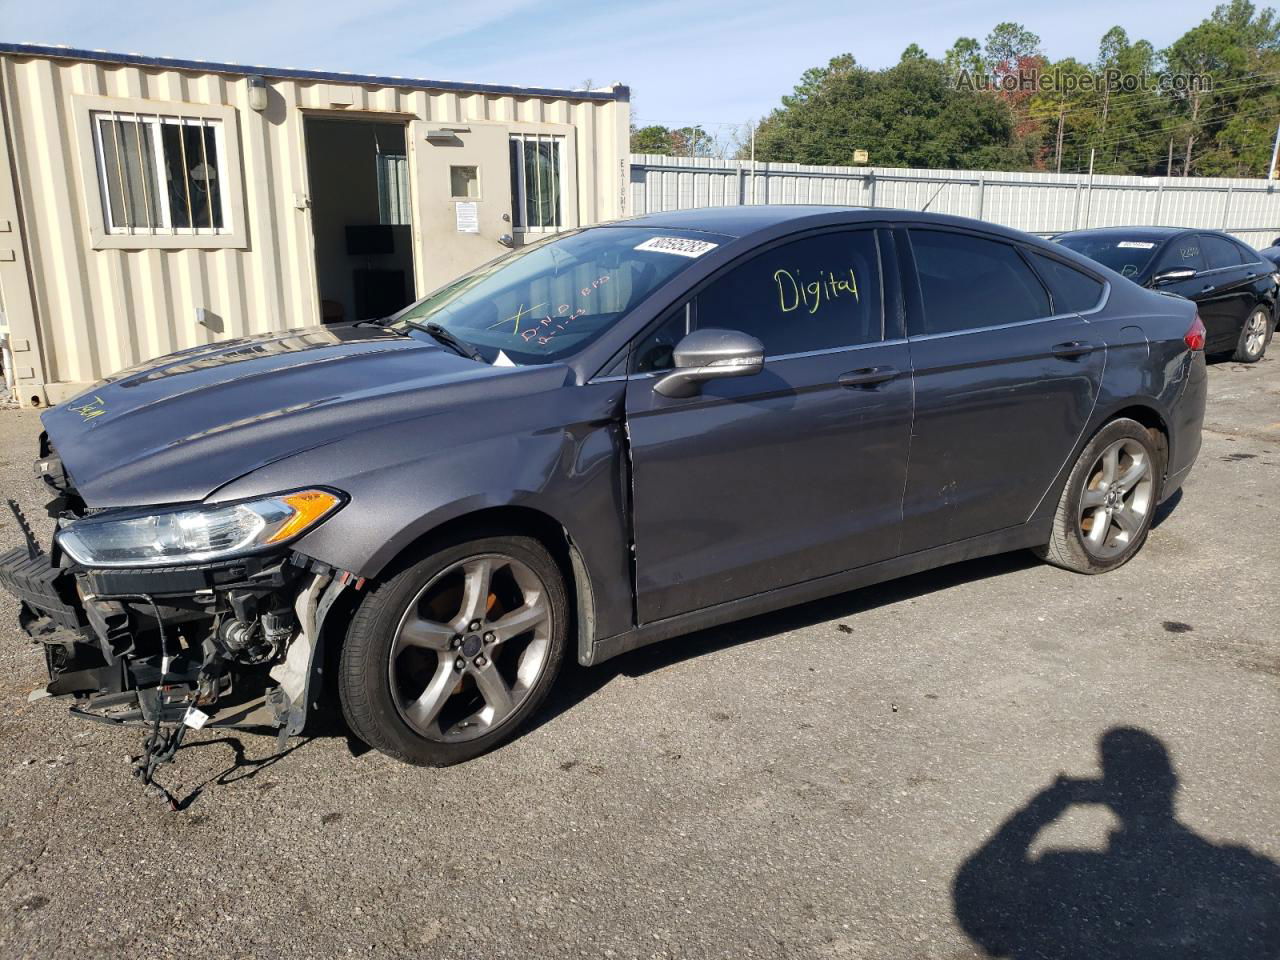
[0,42,629,103]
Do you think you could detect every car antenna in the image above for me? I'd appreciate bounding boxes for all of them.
[920,182,948,213]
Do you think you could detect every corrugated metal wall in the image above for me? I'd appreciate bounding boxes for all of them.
[0,51,628,403]
[631,154,1280,244]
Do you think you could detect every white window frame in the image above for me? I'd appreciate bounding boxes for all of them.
[92,112,230,235]
[74,95,246,250]
[509,134,565,234]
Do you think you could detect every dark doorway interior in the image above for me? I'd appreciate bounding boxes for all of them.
[304,117,415,323]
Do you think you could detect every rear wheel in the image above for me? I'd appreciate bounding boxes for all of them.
[339,534,567,766]
[1233,305,1271,363]
[1035,418,1161,574]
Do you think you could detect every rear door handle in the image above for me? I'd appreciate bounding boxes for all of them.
[1051,340,1097,359]
[838,365,899,387]
[1200,285,1216,293]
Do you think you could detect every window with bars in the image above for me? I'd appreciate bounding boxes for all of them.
[509,135,563,232]
[92,111,228,235]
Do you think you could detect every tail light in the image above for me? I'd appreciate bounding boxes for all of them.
[1184,313,1206,351]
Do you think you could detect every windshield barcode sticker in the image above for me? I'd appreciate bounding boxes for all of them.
[1117,241,1156,249]
[634,236,719,258]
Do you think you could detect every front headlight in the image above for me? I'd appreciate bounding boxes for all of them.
[57,489,344,568]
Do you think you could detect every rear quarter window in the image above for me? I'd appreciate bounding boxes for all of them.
[1200,234,1246,270]
[1027,252,1105,314]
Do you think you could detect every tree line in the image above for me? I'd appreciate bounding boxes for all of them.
[630,0,1280,177]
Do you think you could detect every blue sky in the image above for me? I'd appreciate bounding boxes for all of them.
[2,0,1216,126]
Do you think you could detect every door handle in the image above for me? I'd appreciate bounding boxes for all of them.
[1201,285,1216,294]
[838,365,899,387]
[1051,340,1096,359]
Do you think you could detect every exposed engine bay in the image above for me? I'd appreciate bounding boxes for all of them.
[0,438,359,803]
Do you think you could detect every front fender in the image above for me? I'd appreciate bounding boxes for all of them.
[211,381,635,643]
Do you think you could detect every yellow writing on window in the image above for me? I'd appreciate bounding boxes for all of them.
[774,268,859,315]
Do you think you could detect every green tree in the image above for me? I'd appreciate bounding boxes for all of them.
[984,22,1042,73]
[631,124,675,154]
[945,37,984,79]
[752,53,1019,169]
[630,124,717,157]
[1166,1,1280,175]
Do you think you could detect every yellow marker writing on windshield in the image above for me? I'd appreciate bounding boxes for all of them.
[488,302,548,335]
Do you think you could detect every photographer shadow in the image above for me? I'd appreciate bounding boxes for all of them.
[953,727,1280,959]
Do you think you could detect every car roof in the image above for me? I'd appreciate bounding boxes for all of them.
[610,205,1052,243]
[1056,226,1190,242]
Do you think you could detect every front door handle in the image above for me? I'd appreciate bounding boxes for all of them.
[1051,340,1096,359]
[1201,285,1216,294]
[838,365,899,387]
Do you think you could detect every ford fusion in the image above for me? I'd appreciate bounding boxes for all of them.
[0,207,1206,772]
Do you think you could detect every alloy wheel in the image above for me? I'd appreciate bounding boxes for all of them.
[1244,309,1269,359]
[388,553,552,742]
[1077,437,1155,560]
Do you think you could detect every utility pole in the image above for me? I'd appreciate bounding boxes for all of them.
[1055,103,1064,175]
[1268,121,1280,179]
[1083,147,1096,228]
[1183,89,1201,177]
[750,120,756,205]
[1167,138,1174,177]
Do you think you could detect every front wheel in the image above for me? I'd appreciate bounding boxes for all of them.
[339,534,568,766]
[1233,305,1271,363]
[1034,418,1161,574]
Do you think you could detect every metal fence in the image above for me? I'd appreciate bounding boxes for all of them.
[630,154,1280,245]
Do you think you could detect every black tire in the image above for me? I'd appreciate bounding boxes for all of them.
[1232,305,1271,363]
[339,533,568,766]
[1034,418,1162,574]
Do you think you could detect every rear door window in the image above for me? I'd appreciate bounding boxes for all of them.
[1155,237,1206,274]
[908,229,1050,335]
[694,229,884,356]
[1026,252,1105,314]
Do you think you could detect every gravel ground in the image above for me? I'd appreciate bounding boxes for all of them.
[0,357,1276,959]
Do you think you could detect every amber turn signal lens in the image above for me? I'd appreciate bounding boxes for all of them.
[264,490,343,544]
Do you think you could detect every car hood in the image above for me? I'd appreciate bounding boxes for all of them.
[41,325,569,507]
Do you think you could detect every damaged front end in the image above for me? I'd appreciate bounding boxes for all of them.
[0,437,359,774]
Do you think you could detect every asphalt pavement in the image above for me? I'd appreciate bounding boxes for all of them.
[0,356,1276,959]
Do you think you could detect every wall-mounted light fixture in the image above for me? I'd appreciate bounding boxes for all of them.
[247,75,268,112]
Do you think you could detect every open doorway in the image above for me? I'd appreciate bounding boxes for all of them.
[304,117,415,324]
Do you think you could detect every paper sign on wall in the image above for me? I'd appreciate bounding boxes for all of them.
[455,201,479,234]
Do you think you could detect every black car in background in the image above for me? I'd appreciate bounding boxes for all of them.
[1256,237,1280,271]
[1055,227,1277,362]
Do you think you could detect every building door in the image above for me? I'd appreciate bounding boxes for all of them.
[303,116,417,324]
[411,122,516,295]
[410,122,579,295]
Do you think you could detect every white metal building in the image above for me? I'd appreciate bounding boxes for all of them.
[0,43,631,406]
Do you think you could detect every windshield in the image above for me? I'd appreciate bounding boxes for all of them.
[389,226,726,364]
[1054,234,1161,280]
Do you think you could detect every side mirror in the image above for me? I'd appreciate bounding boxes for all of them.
[1152,267,1196,286]
[654,328,765,398]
